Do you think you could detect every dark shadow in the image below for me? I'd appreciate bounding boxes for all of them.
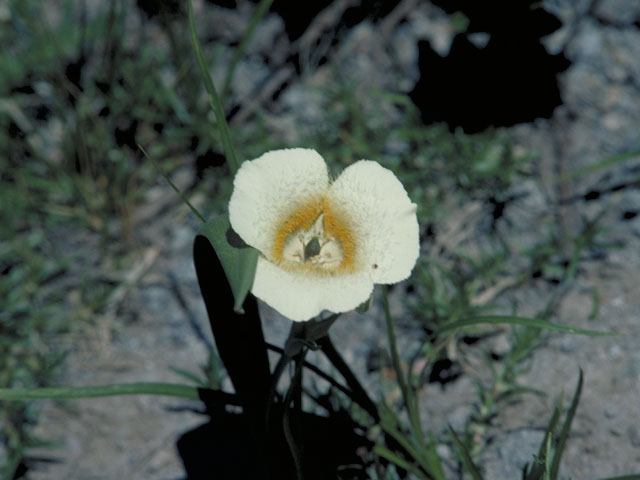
[183,233,372,478]
[410,0,571,133]
[177,401,370,479]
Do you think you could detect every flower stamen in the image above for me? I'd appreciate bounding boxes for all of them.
[273,199,355,273]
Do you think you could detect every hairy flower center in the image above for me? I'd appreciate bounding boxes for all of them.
[272,197,356,273]
[282,213,344,267]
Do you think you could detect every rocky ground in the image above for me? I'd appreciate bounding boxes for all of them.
[24,0,640,478]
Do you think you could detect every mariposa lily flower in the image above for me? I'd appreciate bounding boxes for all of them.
[229,148,419,322]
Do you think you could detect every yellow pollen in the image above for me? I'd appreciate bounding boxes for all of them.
[272,195,356,274]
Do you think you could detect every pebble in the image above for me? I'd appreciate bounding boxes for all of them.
[593,0,640,26]
[628,425,640,447]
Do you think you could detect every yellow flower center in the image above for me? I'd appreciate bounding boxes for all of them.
[271,196,356,274]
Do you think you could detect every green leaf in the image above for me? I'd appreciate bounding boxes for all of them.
[524,371,585,480]
[378,404,431,475]
[193,217,270,428]
[556,148,640,182]
[0,383,200,400]
[595,475,640,480]
[139,145,205,223]
[355,294,372,314]
[524,403,562,479]
[169,366,207,387]
[197,214,258,313]
[450,427,483,480]
[221,0,274,100]
[187,0,240,174]
[435,315,616,337]
[374,444,430,480]
[550,369,583,478]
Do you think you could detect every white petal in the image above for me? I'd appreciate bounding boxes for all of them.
[328,160,419,284]
[252,257,374,321]
[229,149,329,255]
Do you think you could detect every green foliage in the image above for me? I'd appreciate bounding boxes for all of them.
[2,1,637,478]
[0,0,220,475]
[522,370,583,480]
[197,215,258,313]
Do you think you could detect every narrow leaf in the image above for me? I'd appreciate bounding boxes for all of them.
[221,0,274,100]
[524,402,563,480]
[550,369,583,478]
[139,144,205,222]
[378,405,430,474]
[197,214,258,313]
[0,382,200,400]
[595,475,640,480]
[374,445,430,480]
[435,315,616,337]
[187,0,240,174]
[450,426,483,480]
[193,218,269,430]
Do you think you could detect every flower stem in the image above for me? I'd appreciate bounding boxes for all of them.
[283,349,307,480]
[317,335,379,422]
[381,286,428,454]
[265,342,355,400]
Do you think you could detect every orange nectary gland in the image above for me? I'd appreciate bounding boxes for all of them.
[271,196,356,273]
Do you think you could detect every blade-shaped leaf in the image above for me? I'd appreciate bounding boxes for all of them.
[435,315,616,337]
[197,214,258,313]
[193,216,269,428]
[187,0,240,174]
[550,369,583,478]
[523,402,563,480]
[450,426,483,480]
[524,370,584,480]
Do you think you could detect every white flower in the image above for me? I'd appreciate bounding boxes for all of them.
[229,148,419,322]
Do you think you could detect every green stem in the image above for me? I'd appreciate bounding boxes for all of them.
[283,350,306,480]
[317,335,379,421]
[138,144,206,222]
[0,382,201,400]
[187,0,240,174]
[221,0,274,100]
[381,286,427,453]
[265,342,355,400]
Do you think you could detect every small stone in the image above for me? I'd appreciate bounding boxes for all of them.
[593,0,640,26]
[560,335,581,353]
[608,344,622,359]
[602,112,625,132]
[628,425,640,447]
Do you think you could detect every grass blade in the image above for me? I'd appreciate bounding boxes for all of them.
[0,382,200,400]
[556,148,640,182]
[524,402,563,480]
[378,404,432,475]
[550,369,583,478]
[221,0,274,100]
[187,0,240,174]
[595,475,640,480]
[374,445,430,480]
[449,426,483,480]
[139,144,206,222]
[435,315,616,337]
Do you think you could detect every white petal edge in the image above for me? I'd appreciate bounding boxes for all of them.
[229,148,329,255]
[252,257,374,321]
[328,160,419,284]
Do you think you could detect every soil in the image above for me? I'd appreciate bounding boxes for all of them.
[23,0,640,478]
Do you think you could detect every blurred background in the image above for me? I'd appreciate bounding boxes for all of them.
[1,0,639,478]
